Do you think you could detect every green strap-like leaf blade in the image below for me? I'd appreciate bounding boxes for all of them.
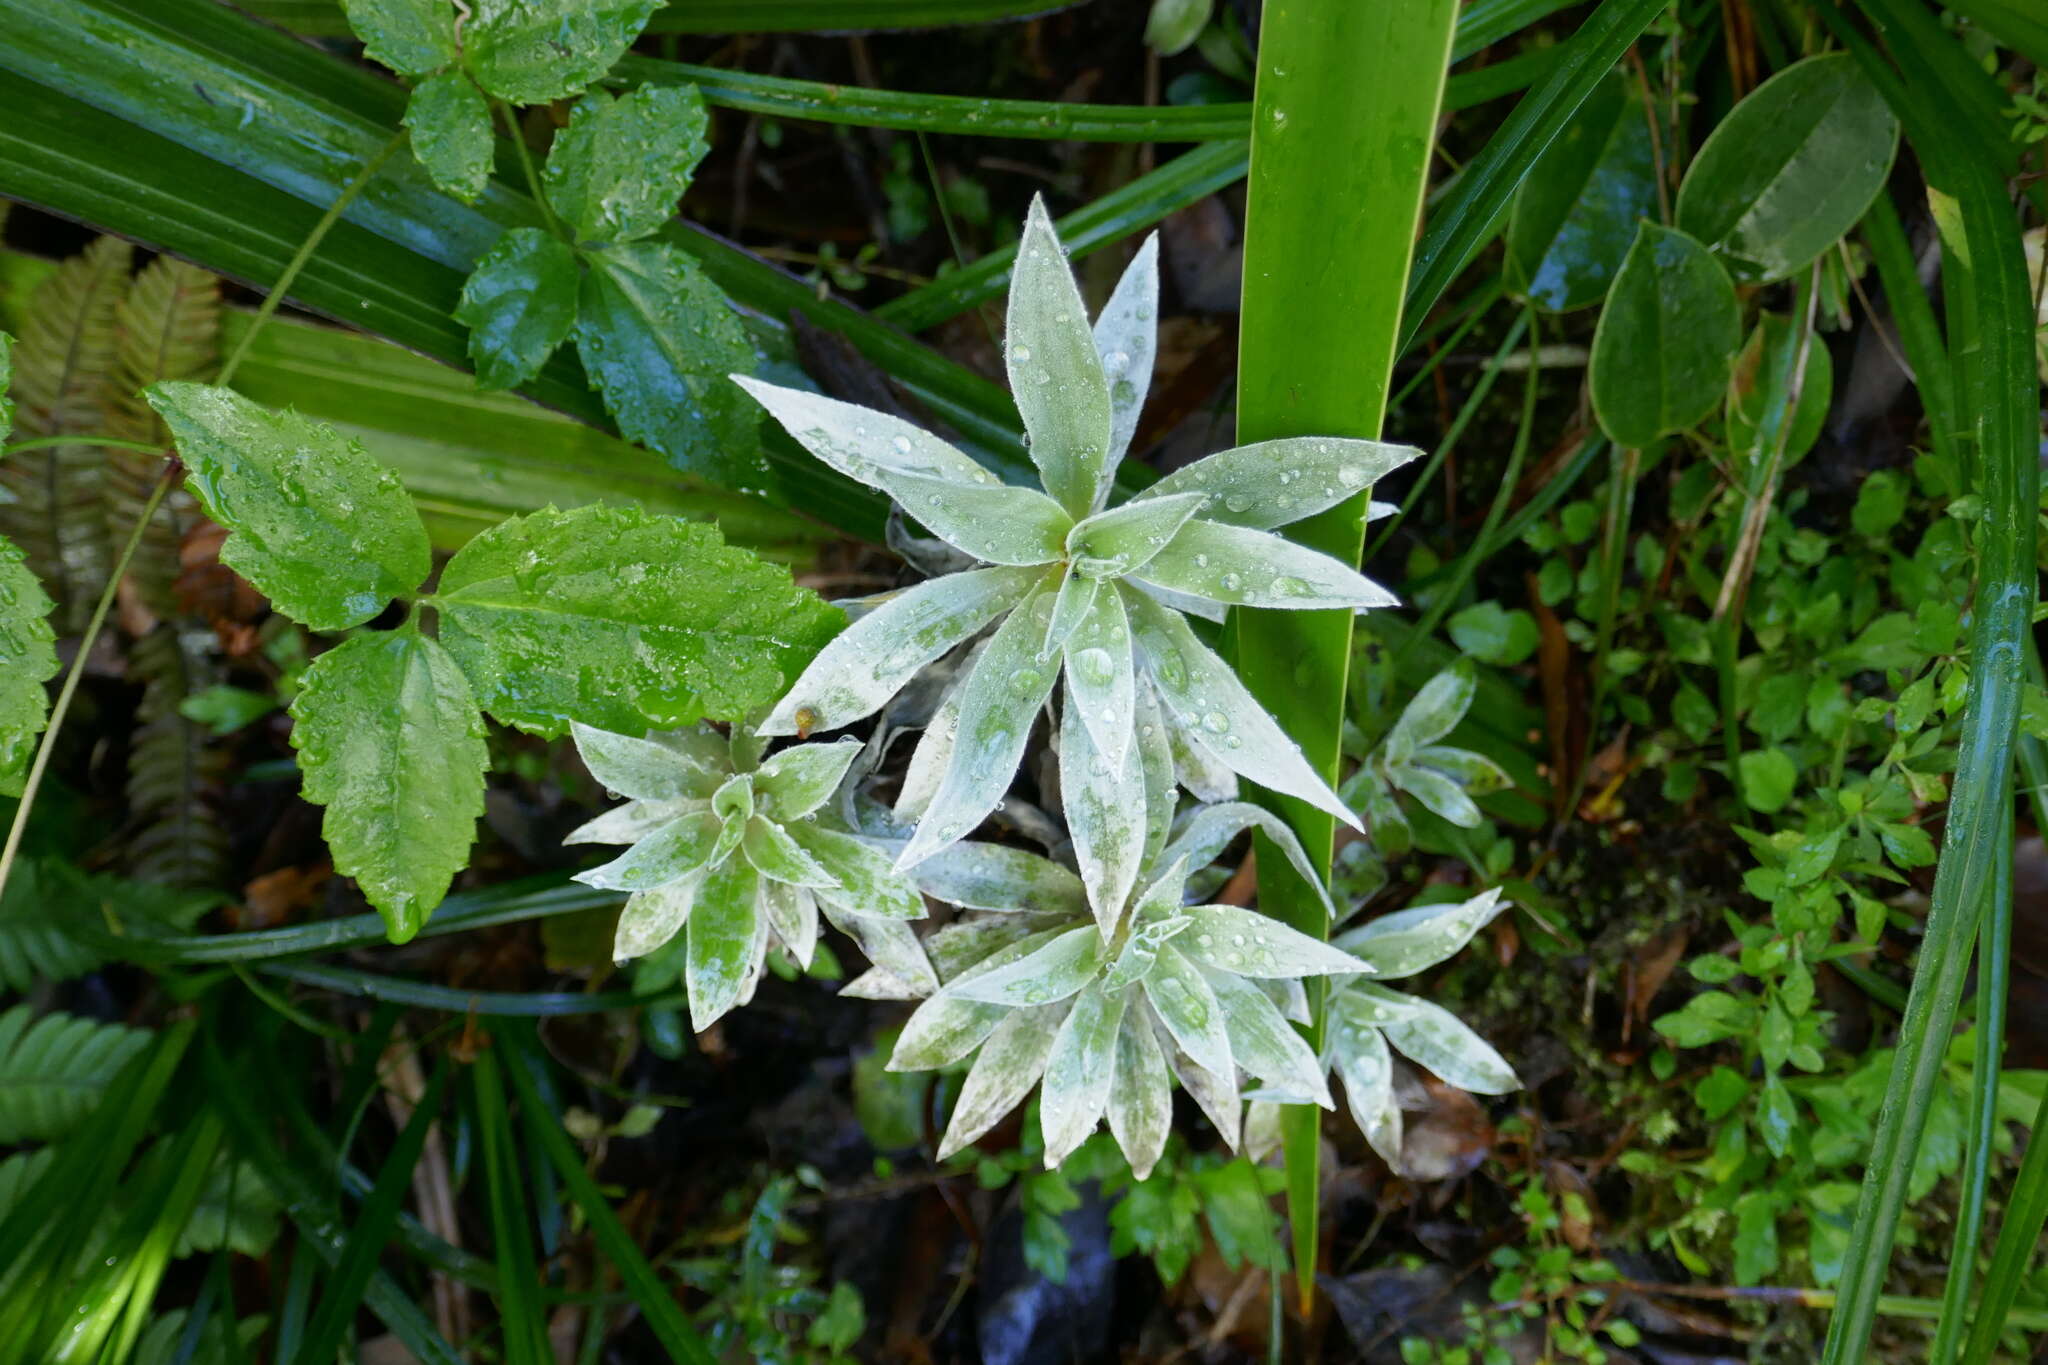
[543,85,710,245]
[456,228,582,391]
[1675,52,1899,283]
[574,240,764,488]
[291,630,488,942]
[1586,223,1740,449]
[434,503,841,738]
[145,382,430,630]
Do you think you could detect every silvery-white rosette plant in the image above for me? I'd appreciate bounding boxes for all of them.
[731,196,1419,934]
[558,199,1519,1173]
[565,720,933,1029]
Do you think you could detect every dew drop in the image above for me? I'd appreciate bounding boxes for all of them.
[1202,711,1229,734]
[1223,494,1253,514]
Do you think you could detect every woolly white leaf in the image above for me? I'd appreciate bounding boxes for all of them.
[574,810,722,891]
[1064,493,1205,580]
[1153,1002,1241,1149]
[890,926,1068,1070]
[1060,697,1147,938]
[733,374,992,488]
[760,878,818,968]
[1040,981,1130,1167]
[761,566,1038,737]
[1109,1003,1172,1178]
[893,670,963,823]
[894,579,1061,868]
[786,823,925,919]
[1178,905,1366,978]
[613,874,703,961]
[1039,568,1097,659]
[888,471,1071,566]
[912,840,1089,916]
[687,855,760,1030]
[1384,660,1476,762]
[1137,436,1417,530]
[937,1002,1068,1159]
[1134,684,1178,867]
[564,798,698,848]
[1335,888,1508,979]
[1330,1007,1402,1165]
[740,816,837,889]
[1064,587,1137,770]
[1093,233,1159,473]
[822,902,939,997]
[1140,943,1231,1079]
[944,924,1105,1006]
[753,739,861,820]
[571,722,716,802]
[1007,195,1113,518]
[1138,519,1398,611]
[1366,983,1519,1094]
[1163,802,1334,919]
[1206,967,1329,1106]
[1124,588,1356,827]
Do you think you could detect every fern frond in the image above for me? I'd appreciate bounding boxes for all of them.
[0,1005,150,1144]
[0,237,129,631]
[123,626,230,889]
[108,257,219,616]
[0,861,99,991]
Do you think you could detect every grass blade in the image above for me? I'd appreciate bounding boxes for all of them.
[1815,7,2041,1360]
[1230,0,1460,1310]
[1402,0,1668,349]
[473,1049,552,1365]
[1961,1081,2048,1362]
[497,1023,718,1365]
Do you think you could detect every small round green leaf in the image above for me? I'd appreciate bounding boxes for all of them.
[434,503,841,738]
[1587,223,1741,449]
[145,382,430,631]
[1504,70,1659,312]
[1675,52,1899,283]
[291,631,488,942]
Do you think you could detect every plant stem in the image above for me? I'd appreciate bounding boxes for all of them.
[0,435,167,458]
[0,463,178,901]
[496,100,562,240]
[216,129,405,389]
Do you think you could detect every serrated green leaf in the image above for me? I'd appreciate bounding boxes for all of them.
[1675,52,1898,283]
[1587,223,1740,449]
[404,69,493,202]
[291,631,487,941]
[453,226,581,394]
[1504,70,1657,312]
[434,503,839,737]
[0,536,57,797]
[338,0,454,76]
[145,382,430,630]
[543,85,710,245]
[466,0,662,104]
[574,241,765,486]
[1006,196,1113,518]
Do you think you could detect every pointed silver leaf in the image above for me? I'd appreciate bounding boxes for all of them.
[912,840,1089,916]
[1006,195,1114,518]
[1136,436,1418,530]
[1332,889,1508,978]
[752,738,861,820]
[890,925,1070,1070]
[822,901,940,997]
[1064,492,1205,580]
[1108,1002,1172,1178]
[1064,587,1137,770]
[1204,966,1330,1106]
[761,565,1039,737]
[741,815,838,888]
[944,923,1106,1007]
[1134,683,1178,868]
[1039,568,1097,659]
[787,823,926,919]
[760,878,819,968]
[1162,801,1335,919]
[1060,696,1148,939]
[1138,519,1398,611]
[1383,660,1476,762]
[1329,1006,1402,1165]
[1039,981,1130,1167]
[1092,233,1160,476]
[1123,588,1358,828]
[564,798,702,848]
[733,374,992,488]
[613,873,704,961]
[1364,982,1519,1094]
[1139,943,1231,1079]
[574,810,722,891]
[888,471,1071,566]
[1179,905,1364,978]
[571,721,718,801]
[686,855,761,1030]
[937,1002,1068,1160]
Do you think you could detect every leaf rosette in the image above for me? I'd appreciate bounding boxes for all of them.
[735,197,1420,925]
[568,720,931,1029]
[882,803,1369,1176]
